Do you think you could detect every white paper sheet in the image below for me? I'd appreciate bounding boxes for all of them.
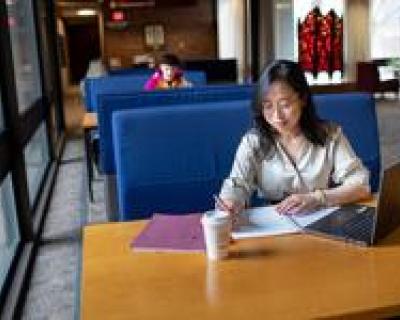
[232,206,338,239]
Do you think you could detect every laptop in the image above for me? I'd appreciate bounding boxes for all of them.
[303,162,400,246]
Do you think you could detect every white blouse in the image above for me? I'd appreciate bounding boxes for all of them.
[219,126,370,204]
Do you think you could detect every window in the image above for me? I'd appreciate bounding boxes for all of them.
[24,123,50,206]
[0,174,20,292]
[371,0,400,58]
[274,0,294,60]
[6,0,42,113]
[0,0,64,313]
[0,93,4,129]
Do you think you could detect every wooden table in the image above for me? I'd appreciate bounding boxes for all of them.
[81,201,400,319]
[81,112,98,129]
[81,112,98,201]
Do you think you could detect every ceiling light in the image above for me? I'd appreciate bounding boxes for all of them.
[77,9,97,16]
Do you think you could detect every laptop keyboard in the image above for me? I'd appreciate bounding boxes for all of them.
[307,206,375,245]
[341,212,374,241]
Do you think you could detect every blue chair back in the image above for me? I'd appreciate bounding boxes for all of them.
[184,71,207,86]
[98,84,256,174]
[314,93,380,192]
[85,74,149,112]
[111,92,380,221]
[84,70,207,112]
[112,100,252,220]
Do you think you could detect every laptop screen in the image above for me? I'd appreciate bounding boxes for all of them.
[373,163,400,244]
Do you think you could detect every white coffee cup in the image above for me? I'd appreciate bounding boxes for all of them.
[201,210,232,260]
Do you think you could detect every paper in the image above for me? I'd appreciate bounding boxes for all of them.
[232,206,338,239]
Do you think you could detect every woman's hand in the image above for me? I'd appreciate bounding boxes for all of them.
[215,198,246,232]
[275,192,320,215]
[215,198,245,216]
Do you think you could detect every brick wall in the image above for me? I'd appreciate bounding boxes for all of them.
[104,1,217,67]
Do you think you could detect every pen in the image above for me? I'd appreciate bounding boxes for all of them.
[213,194,234,214]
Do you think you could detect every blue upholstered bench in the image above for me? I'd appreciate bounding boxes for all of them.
[314,93,380,192]
[112,100,252,221]
[81,70,206,201]
[98,84,255,218]
[98,84,255,175]
[83,70,207,112]
[111,92,380,221]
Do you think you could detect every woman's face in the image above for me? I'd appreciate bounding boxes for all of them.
[160,63,175,82]
[261,81,303,137]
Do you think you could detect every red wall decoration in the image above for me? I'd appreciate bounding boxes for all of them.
[298,7,343,78]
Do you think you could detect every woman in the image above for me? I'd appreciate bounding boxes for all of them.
[144,53,192,90]
[218,60,370,216]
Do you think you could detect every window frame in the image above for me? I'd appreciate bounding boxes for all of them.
[0,0,65,316]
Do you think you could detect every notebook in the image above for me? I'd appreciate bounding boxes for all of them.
[231,206,337,239]
[303,162,400,246]
[131,213,205,252]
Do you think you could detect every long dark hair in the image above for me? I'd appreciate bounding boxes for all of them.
[159,53,182,67]
[158,53,183,79]
[252,60,328,151]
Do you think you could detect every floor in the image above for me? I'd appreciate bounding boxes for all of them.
[21,91,106,319]
[20,94,400,319]
[21,140,84,319]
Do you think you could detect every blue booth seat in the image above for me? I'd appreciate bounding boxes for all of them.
[112,100,252,221]
[100,84,255,219]
[83,70,207,112]
[314,93,381,192]
[98,84,256,175]
[111,92,380,221]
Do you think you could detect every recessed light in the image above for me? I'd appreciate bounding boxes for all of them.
[77,9,97,17]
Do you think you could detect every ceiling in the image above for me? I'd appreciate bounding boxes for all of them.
[56,0,101,19]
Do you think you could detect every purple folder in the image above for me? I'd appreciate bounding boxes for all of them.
[131,213,205,252]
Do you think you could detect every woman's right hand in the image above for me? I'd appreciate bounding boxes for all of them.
[215,198,246,231]
[215,198,245,216]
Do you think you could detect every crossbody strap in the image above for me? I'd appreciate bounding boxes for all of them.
[276,141,311,193]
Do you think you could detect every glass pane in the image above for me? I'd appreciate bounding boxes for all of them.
[371,0,400,58]
[0,93,4,129]
[24,123,50,205]
[6,0,42,113]
[0,174,20,292]
[274,0,294,60]
[49,102,59,146]
[37,1,54,99]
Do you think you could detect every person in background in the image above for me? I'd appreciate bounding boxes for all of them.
[144,53,192,90]
[218,60,370,217]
